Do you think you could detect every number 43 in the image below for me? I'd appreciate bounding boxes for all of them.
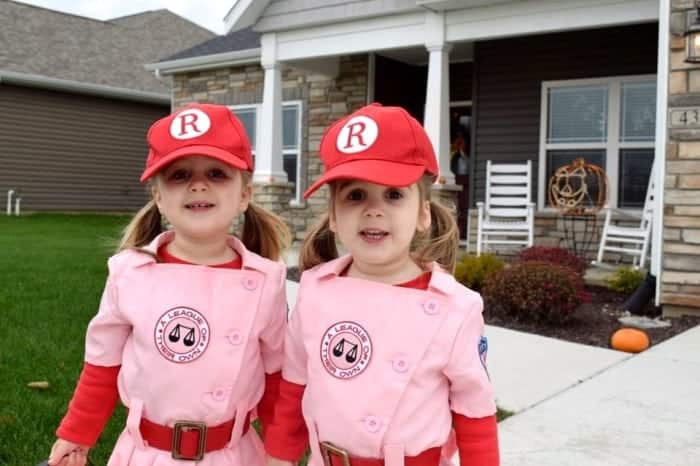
[680,110,700,124]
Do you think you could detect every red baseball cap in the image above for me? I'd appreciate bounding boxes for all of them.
[304,103,438,198]
[140,103,253,182]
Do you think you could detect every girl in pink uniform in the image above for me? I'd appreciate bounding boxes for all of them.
[47,103,291,466]
[265,103,499,466]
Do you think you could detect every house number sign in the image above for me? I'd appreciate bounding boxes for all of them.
[670,107,700,128]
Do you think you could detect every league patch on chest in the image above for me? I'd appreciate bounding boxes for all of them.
[320,321,372,379]
[154,307,210,363]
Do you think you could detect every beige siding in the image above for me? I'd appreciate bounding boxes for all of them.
[0,84,169,212]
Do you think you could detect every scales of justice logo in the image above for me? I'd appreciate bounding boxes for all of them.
[320,321,373,379]
[154,307,210,363]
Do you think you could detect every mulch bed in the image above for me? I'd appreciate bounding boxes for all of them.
[287,267,700,349]
[485,285,700,349]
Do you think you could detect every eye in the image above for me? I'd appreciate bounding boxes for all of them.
[346,189,365,201]
[169,169,190,182]
[386,189,403,200]
[208,168,228,180]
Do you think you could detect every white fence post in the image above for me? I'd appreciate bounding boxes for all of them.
[6,189,14,216]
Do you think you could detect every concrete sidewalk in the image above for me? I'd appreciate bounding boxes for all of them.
[485,325,630,413]
[497,325,700,466]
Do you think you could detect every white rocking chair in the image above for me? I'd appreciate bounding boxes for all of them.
[476,160,534,256]
[592,163,655,270]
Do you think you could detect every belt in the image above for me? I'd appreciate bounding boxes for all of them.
[320,442,441,466]
[139,412,251,461]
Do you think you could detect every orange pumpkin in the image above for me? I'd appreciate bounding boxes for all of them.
[610,328,651,353]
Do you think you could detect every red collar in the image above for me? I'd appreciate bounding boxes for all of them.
[157,244,242,269]
[340,264,431,290]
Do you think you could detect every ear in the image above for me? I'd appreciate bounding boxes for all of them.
[151,184,162,212]
[328,204,338,233]
[416,200,431,233]
[239,180,253,212]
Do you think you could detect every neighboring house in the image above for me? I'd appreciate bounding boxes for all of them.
[148,0,699,317]
[0,0,215,211]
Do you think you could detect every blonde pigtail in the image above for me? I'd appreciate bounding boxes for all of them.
[299,214,338,272]
[241,202,291,261]
[117,200,162,253]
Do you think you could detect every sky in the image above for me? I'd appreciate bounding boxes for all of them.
[14,0,236,34]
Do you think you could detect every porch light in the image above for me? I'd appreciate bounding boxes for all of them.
[685,3,700,63]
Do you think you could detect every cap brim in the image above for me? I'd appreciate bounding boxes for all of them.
[140,145,250,182]
[303,159,426,198]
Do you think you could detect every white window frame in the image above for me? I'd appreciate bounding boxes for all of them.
[230,101,304,205]
[230,103,260,156]
[282,100,304,205]
[538,74,656,212]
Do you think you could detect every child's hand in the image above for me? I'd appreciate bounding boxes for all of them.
[48,439,90,466]
[266,455,295,466]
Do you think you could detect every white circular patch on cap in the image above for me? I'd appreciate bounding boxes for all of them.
[336,116,378,154]
[170,109,211,140]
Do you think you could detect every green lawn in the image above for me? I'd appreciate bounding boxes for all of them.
[0,214,130,466]
[0,214,512,466]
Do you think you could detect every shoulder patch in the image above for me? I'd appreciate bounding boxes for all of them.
[478,336,489,377]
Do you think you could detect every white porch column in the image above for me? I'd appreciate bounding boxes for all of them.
[424,43,453,184]
[255,33,287,183]
[652,0,669,305]
[423,10,453,185]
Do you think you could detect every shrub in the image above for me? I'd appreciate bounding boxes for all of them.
[454,253,505,292]
[606,266,645,294]
[482,261,586,324]
[517,246,587,275]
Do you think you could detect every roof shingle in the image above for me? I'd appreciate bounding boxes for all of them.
[164,27,260,61]
[0,0,216,93]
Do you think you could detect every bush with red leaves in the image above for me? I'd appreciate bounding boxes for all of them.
[482,261,589,324]
[517,246,587,275]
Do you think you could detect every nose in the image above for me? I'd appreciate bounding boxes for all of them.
[188,173,208,192]
[363,197,384,217]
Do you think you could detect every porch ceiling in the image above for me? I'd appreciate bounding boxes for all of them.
[378,42,473,66]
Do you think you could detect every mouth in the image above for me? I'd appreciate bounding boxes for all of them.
[359,228,389,243]
[185,201,215,211]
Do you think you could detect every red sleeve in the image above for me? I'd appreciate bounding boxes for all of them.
[56,363,120,446]
[263,378,309,461]
[453,412,499,466]
[257,371,282,438]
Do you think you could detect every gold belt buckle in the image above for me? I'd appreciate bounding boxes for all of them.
[320,441,351,466]
[172,421,207,461]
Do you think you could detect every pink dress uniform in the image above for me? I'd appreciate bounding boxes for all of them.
[83,231,287,466]
[283,254,496,466]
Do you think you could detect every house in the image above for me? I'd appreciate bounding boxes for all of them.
[147,0,700,317]
[0,0,215,211]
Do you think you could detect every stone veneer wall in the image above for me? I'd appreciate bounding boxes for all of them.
[172,55,370,243]
[663,1,700,316]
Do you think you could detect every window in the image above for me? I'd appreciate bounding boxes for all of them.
[230,102,303,203]
[235,107,257,148]
[539,76,655,209]
[282,104,301,201]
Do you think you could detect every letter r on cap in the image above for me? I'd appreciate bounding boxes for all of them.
[343,122,367,149]
[177,113,200,136]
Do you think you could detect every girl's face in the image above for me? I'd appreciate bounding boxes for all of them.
[152,156,251,242]
[330,180,431,274]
